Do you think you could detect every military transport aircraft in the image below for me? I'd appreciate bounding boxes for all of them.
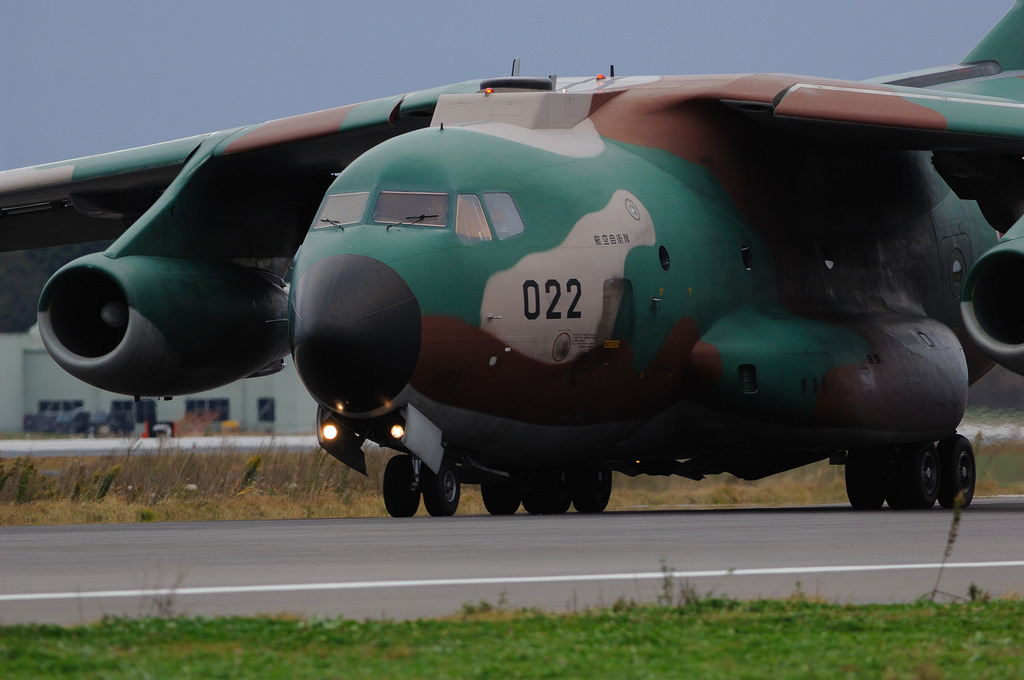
[3,5,1024,517]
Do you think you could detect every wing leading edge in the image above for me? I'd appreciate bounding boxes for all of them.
[0,80,479,254]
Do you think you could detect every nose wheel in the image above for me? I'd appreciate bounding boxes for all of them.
[382,455,461,518]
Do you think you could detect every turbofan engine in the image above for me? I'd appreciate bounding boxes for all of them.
[37,253,290,396]
[962,234,1024,375]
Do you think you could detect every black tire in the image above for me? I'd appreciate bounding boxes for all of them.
[887,443,939,509]
[422,458,461,517]
[382,455,420,518]
[937,435,975,509]
[481,479,521,515]
[845,450,885,510]
[522,466,573,515]
[571,466,612,513]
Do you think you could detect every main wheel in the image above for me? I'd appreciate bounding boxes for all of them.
[382,455,420,518]
[422,458,461,517]
[937,435,975,508]
[481,479,521,515]
[571,466,612,513]
[521,466,573,515]
[887,443,939,509]
[845,449,885,510]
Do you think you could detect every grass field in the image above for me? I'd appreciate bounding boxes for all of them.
[2,430,1023,525]
[1,599,1022,679]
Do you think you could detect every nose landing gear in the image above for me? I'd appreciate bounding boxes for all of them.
[382,455,462,518]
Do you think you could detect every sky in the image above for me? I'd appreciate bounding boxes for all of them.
[0,0,1014,171]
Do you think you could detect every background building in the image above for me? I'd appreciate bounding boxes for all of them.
[0,328,315,435]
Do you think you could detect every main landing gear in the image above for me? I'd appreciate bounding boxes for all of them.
[482,465,612,516]
[382,458,614,518]
[382,455,461,518]
[844,434,976,510]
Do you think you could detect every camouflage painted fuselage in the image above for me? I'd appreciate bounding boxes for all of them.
[290,78,997,474]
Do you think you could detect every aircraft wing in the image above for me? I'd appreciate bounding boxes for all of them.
[715,73,1024,230]
[713,72,1024,153]
[7,69,1024,254]
[579,71,1024,231]
[0,81,478,253]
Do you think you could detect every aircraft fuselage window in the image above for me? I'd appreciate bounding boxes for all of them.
[483,192,525,239]
[372,191,448,227]
[314,192,369,228]
[456,194,493,242]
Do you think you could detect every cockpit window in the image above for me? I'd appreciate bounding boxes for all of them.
[483,193,525,239]
[314,192,369,229]
[372,191,448,227]
[456,194,492,242]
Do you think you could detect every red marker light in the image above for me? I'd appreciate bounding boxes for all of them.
[485,87,494,94]
[596,74,606,80]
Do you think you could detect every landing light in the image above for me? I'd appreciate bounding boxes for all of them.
[322,424,339,441]
[391,424,405,440]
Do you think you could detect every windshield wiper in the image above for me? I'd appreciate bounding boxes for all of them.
[319,217,344,230]
[387,214,439,230]
[404,213,438,224]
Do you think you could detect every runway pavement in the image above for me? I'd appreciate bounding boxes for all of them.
[2,498,1023,625]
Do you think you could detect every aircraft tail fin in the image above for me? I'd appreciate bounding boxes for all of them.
[962,0,1024,70]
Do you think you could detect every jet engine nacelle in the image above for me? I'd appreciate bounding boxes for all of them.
[962,235,1024,375]
[38,253,290,396]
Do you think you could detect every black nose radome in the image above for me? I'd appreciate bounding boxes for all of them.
[291,254,421,415]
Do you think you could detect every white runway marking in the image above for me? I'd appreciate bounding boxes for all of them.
[4,560,1022,603]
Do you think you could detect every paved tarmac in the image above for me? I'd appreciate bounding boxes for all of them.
[2,498,1022,625]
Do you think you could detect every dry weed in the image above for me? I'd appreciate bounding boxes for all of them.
[1,437,1021,525]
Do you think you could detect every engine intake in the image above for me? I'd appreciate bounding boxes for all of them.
[38,253,290,396]
[47,267,129,358]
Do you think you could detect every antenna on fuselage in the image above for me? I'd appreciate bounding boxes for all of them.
[511,57,521,77]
